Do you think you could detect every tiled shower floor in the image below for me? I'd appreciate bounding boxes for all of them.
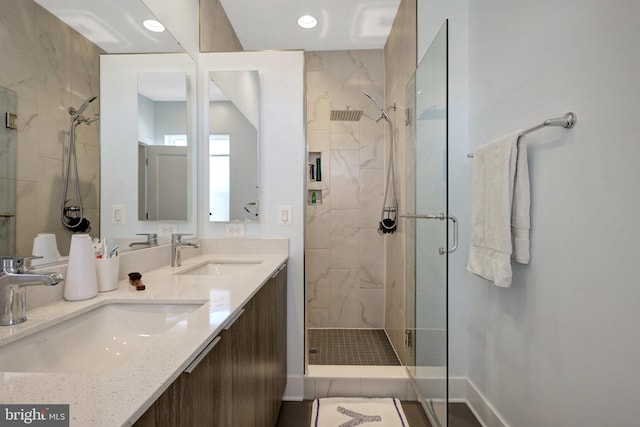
[308,328,401,366]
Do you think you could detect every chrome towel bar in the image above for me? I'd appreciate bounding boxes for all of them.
[467,112,577,158]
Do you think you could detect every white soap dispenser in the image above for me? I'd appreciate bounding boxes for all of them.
[64,234,98,301]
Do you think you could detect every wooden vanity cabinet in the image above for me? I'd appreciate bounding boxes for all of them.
[134,263,287,427]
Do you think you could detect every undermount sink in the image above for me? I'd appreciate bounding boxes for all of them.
[176,259,263,276]
[0,303,201,373]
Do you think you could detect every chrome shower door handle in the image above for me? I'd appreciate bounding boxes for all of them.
[439,215,458,255]
[400,212,458,255]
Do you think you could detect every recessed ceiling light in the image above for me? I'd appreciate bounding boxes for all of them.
[297,15,318,29]
[143,19,165,33]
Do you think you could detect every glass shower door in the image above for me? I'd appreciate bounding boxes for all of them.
[405,20,449,427]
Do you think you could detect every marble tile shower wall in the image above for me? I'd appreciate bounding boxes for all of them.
[306,50,386,328]
[199,0,244,52]
[0,0,102,256]
[383,0,417,365]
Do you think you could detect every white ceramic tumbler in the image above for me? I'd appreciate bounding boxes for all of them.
[96,255,119,292]
[31,233,62,266]
[64,234,98,301]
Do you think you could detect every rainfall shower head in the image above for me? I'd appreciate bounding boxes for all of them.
[331,91,391,123]
[330,108,363,121]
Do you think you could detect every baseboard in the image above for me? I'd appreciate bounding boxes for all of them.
[283,375,304,401]
[464,378,509,427]
[408,375,508,427]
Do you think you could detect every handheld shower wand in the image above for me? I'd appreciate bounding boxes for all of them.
[363,91,390,122]
[68,95,97,121]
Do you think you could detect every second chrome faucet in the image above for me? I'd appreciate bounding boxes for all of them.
[171,234,200,267]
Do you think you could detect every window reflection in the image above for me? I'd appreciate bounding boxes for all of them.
[209,134,230,221]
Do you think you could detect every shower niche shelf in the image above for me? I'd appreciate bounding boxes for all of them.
[308,152,323,183]
[307,190,323,205]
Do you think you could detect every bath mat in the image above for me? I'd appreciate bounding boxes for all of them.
[311,397,409,427]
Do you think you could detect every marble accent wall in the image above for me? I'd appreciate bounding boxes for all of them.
[199,0,244,52]
[306,50,386,328]
[383,0,417,365]
[0,0,101,256]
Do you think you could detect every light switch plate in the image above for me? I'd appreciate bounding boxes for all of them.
[112,205,126,225]
[225,223,246,238]
[278,205,292,226]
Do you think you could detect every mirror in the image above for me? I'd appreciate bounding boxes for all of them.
[0,86,17,255]
[0,1,193,261]
[137,72,189,221]
[208,70,260,222]
[100,54,197,246]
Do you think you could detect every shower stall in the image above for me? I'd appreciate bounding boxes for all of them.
[304,49,397,373]
[304,27,450,422]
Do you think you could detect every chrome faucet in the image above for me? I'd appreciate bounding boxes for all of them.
[171,234,200,267]
[129,233,158,248]
[0,257,64,326]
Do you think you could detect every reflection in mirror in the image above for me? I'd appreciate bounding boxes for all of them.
[0,86,17,255]
[3,0,189,263]
[100,53,197,248]
[209,71,260,222]
[137,72,188,221]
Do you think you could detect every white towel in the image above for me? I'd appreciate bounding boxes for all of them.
[467,131,530,287]
[511,137,530,263]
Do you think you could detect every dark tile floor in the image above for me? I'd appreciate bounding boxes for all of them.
[308,328,401,366]
[276,400,481,427]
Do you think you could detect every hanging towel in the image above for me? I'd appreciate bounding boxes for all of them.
[467,131,530,287]
[511,137,530,263]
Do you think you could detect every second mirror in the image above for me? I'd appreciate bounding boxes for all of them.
[209,70,260,222]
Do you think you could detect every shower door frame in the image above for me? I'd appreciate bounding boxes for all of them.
[405,19,449,427]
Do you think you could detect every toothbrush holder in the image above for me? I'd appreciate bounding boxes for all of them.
[96,255,120,292]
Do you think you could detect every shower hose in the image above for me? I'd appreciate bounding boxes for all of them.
[379,119,398,234]
[61,117,90,232]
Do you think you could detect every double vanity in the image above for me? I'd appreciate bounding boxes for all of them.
[0,240,288,426]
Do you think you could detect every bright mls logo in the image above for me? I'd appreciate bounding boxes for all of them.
[0,405,69,426]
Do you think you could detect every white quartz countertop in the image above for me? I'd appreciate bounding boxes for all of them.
[0,252,288,426]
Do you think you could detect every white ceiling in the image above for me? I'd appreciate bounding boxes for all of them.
[220,0,401,51]
[35,0,400,53]
[34,0,183,54]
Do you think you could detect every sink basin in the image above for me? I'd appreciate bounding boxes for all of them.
[177,259,263,276]
[0,303,201,373]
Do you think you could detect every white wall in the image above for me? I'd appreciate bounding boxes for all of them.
[467,1,640,425]
[100,54,198,240]
[417,0,469,378]
[198,51,306,397]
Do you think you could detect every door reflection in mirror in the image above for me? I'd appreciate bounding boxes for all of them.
[137,72,188,221]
